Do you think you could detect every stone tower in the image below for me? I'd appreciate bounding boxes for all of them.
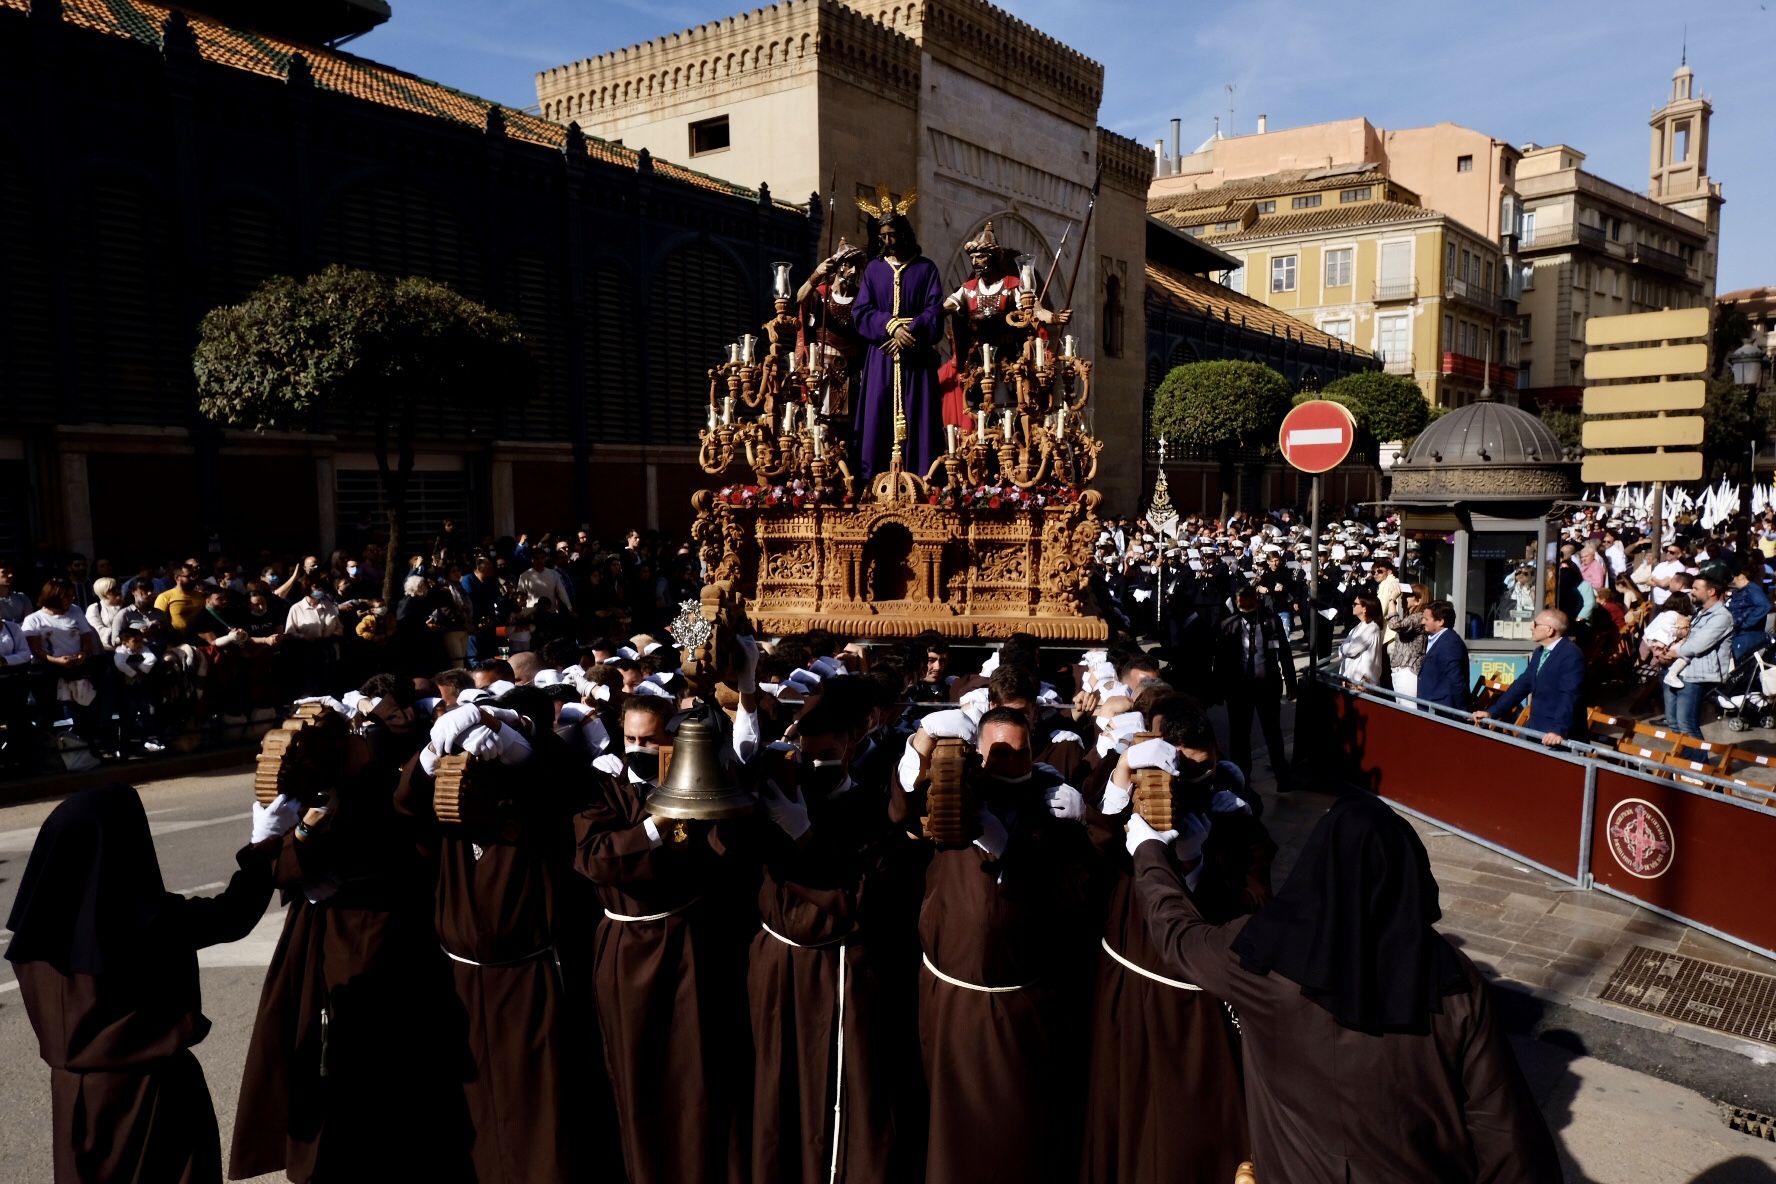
[1649,60,1723,299]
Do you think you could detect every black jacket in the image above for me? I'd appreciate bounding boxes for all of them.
[1213,609,1298,694]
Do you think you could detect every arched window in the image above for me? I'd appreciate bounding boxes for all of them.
[1102,273,1124,358]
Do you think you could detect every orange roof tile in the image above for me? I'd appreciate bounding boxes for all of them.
[6,0,800,209]
[1155,199,1435,245]
[1145,260,1370,357]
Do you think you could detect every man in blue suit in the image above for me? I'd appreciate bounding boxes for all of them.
[1415,599,1470,712]
[1472,609,1585,746]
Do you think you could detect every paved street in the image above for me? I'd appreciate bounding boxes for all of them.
[3,765,1776,1183]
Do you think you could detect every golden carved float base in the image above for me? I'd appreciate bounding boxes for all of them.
[691,488,1107,642]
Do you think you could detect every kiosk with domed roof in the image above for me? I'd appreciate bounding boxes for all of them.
[1386,383,1578,681]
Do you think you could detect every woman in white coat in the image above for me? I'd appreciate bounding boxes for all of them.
[1340,592,1390,688]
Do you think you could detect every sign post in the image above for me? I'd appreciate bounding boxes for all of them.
[1278,400,1357,665]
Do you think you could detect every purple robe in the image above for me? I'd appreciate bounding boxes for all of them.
[852,255,946,483]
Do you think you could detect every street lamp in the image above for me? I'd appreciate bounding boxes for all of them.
[1730,340,1767,558]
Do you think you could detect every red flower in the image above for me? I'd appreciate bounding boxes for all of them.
[987,496,1002,509]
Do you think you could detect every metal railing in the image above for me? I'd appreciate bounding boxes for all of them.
[1373,279,1418,301]
[1315,670,1776,961]
[1630,240,1689,276]
[1444,278,1499,312]
[1378,351,1415,375]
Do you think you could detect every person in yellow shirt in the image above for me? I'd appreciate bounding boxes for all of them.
[153,565,206,636]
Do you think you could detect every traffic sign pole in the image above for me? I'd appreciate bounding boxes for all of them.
[1278,400,1355,667]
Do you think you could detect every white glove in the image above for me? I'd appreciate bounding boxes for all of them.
[811,654,846,680]
[896,742,923,794]
[1124,811,1177,856]
[760,780,811,840]
[920,709,977,742]
[1099,783,1132,815]
[1044,783,1085,821]
[974,806,1010,859]
[1174,812,1212,863]
[735,634,760,694]
[251,793,303,844]
[1109,711,1144,743]
[1126,737,1178,774]
[958,686,991,719]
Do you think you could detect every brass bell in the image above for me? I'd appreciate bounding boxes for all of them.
[644,708,756,821]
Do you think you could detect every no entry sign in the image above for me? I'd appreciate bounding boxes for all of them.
[1279,400,1356,474]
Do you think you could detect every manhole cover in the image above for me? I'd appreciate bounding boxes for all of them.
[1599,947,1776,1046]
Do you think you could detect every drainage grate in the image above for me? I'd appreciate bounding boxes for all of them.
[1724,1106,1776,1141]
[1598,946,1776,1046]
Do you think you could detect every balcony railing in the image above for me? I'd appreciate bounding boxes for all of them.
[1441,351,1518,387]
[1444,278,1499,313]
[1373,279,1418,302]
[1631,240,1689,276]
[1525,222,1607,251]
[1379,351,1416,375]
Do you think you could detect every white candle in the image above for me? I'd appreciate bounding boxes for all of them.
[727,342,740,365]
[976,408,988,438]
[806,404,817,431]
[783,402,797,434]
[980,342,995,370]
[1017,254,1036,290]
[1056,404,1067,433]
[1002,409,1014,438]
[1062,334,1077,358]
[1034,338,1047,368]
[812,425,825,459]
[771,261,793,300]
[740,334,757,364]
[707,404,717,430]
[721,396,734,426]
[947,424,960,454]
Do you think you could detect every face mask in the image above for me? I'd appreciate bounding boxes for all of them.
[985,767,1033,785]
[310,589,324,600]
[624,744,661,783]
[802,758,850,799]
[347,565,360,577]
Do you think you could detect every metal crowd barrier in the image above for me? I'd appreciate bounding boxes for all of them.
[1302,671,1776,963]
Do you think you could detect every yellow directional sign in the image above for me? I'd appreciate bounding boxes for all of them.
[1582,379,1706,416]
[1580,308,1711,486]
[1581,416,1704,450]
[1583,306,1710,347]
[1581,452,1703,484]
[1583,342,1709,381]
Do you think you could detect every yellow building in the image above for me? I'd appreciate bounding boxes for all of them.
[1149,168,1510,407]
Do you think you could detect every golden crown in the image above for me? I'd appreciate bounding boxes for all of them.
[856,183,917,221]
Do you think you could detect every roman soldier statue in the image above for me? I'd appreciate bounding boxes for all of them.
[796,238,867,419]
[943,223,1072,411]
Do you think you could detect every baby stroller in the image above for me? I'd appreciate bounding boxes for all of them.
[1715,640,1776,731]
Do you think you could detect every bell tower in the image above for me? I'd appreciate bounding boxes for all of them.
[1649,58,1723,297]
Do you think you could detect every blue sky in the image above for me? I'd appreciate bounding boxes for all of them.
[357,0,1774,291]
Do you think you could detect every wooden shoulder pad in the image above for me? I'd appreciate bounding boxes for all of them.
[1132,766,1174,831]
[923,737,980,846]
[253,704,345,805]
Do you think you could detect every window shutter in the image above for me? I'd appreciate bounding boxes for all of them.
[0,153,55,422]
[74,178,182,424]
[588,260,639,444]
[647,243,745,446]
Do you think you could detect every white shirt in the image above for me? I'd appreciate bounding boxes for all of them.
[21,608,97,657]
[1605,541,1628,576]
[1650,559,1685,606]
[1642,609,1686,649]
[284,597,343,640]
[516,567,573,614]
[0,620,30,667]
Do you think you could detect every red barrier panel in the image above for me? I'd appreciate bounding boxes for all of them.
[1590,769,1776,956]
[1314,685,1586,880]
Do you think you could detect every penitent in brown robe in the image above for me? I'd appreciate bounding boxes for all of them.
[917,785,1097,1184]
[230,764,468,1184]
[748,778,927,1184]
[1082,799,1274,1184]
[395,743,612,1183]
[1133,844,1563,1184]
[15,841,276,1184]
[573,769,756,1184]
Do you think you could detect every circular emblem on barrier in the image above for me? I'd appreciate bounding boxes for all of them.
[1605,797,1674,880]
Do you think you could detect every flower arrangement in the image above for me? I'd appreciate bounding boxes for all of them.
[925,482,1084,511]
[716,480,854,509]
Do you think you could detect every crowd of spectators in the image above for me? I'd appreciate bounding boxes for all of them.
[0,522,705,773]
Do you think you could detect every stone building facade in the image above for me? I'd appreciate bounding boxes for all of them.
[0,0,813,566]
[536,0,1154,512]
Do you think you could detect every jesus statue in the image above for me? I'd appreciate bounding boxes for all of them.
[852,186,945,483]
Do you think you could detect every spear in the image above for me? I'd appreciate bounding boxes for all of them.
[1036,221,1073,308]
[1061,167,1103,311]
[813,171,837,396]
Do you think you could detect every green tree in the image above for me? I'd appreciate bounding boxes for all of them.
[195,265,530,602]
[1712,302,1752,375]
[1151,360,1293,518]
[1319,371,1430,445]
[1538,407,1584,456]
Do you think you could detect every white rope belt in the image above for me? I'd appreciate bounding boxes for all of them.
[1100,937,1202,991]
[760,923,851,1182]
[759,921,851,950]
[440,942,555,969]
[602,897,701,924]
[921,952,1033,994]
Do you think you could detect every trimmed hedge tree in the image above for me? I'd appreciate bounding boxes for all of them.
[195,265,530,602]
[1319,371,1430,446]
[1151,359,1293,518]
